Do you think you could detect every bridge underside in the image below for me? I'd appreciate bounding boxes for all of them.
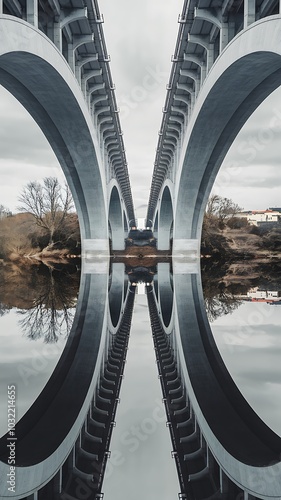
[1,4,281,500]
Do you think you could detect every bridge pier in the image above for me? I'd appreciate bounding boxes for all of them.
[172,239,199,275]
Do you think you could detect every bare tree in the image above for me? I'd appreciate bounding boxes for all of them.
[18,177,73,247]
[206,194,242,225]
[17,267,78,343]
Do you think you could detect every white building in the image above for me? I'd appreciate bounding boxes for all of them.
[247,287,280,301]
[237,209,281,226]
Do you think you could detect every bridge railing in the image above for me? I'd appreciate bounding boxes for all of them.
[0,0,135,223]
[146,0,280,224]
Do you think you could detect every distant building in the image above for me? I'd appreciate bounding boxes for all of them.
[247,287,281,304]
[236,210,251,219]
[237,209,281,226]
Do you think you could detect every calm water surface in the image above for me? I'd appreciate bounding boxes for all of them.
[202,261,281,437]
[1,259,281,494]
[0,263,79,438]
[103,288,179,500]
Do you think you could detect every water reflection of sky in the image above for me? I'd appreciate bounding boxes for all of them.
[103,292,179,500]
[211,301,281,437]
[0,308,71,438]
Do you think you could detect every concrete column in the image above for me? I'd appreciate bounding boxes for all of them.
[75,64,81,85]
[244,493,256,500]
[47,21,53,41]
[206,44,215,73]
[172,239,199,274]
[200,64,207,85]
[220,469,230,493]
[228,21,236,42]
[0,0,3,14]
[81,77,88,97]
[52,468,63,494]
[66,447,75,471]
[244,0,256,28]
[220,22,229,52]
[206,447,216,474]
[82,239,109,274]
[194,77,201,98]
[26,0,38,27]
[190,92,195,112]
[67,43,75,72]
[53,21,62,51]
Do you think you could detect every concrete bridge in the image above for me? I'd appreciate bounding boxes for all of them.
[0,0,135,257]
[146,0,281,498]
[1,0,281,499]
[0,0,136,497]
[147,0,281,258]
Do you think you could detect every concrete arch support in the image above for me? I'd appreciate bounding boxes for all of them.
[174,17,281,261]
[158,184,174,251]
[173,17,281,497]
[0,17,109,259]
[108,185,125,251]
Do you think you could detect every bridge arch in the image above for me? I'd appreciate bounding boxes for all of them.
[108,263,127,331]
[0,17,109,256]
[157,262,174,331]
[174,16,281,257]
[173,16,281,497]
[0,17,112,497]
[158,183,174,251]
[108,183,125,251]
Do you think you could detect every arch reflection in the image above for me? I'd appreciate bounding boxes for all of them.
[1,238,281,499]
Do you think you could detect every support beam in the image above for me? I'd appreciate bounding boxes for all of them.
[220,469,230,493]
[188,34,215,73]
[244,493,256,500]
[82,69,103,96]
[67,35,95,78]
[244,0,256,27]
[53,20,62,51]
[220,21,229,51]
[60,7,87,29]
[26,0,38,28]
[180,69,200,96]
[75,53,98,83]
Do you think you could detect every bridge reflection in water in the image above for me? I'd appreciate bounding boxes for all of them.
[1,247,281,500]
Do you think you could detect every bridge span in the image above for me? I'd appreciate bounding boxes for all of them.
[147,0,281,258]
[0,0,135,255]
[145,0,281,498]
[0,0,137,498]
[1,0,281,499]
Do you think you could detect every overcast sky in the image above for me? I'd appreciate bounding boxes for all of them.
[1,0,281,216]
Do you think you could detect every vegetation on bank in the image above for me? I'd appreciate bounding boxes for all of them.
[0,177,80,263]
[201,194,281,259]
[201,258,281,322]
[1,185,281,264]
